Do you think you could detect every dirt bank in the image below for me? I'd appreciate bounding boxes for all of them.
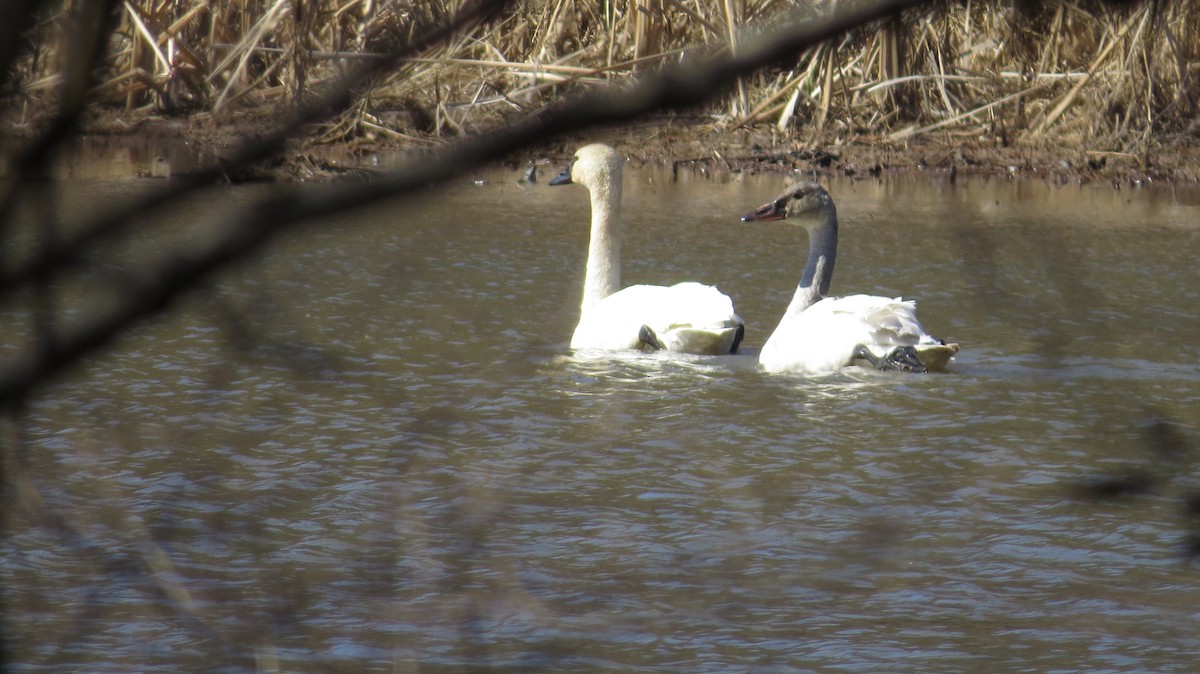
[527,122,1200,188]
[37,106,1198,189]
[8,88,1198,186]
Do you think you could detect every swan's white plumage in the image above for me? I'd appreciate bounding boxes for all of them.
[742,181,958,374]
[759,294,952,373]
[554,143,744,355]
[571,281,742,353]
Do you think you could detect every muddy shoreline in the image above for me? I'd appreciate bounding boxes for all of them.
[7,0,1198,191]
[15,109,1200,188]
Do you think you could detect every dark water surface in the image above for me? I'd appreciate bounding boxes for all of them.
[5,169,1200,672]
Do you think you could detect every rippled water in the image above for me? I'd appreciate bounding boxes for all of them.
[5,169,1200,672]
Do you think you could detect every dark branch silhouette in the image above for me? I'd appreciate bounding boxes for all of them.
[0,0,927,406]
[0,0,515,281]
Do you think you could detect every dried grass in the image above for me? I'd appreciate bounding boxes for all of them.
[3,0,1197,154]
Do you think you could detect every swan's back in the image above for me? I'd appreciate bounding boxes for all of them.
[759,294,950,373]
[571,281,744,353]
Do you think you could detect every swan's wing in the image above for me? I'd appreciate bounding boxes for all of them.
[759,294,949,373]
[571,282,744,354]
[838,295,958,370]
[649,282,743,330]
[644,282,744,354]
[829,294,934,349]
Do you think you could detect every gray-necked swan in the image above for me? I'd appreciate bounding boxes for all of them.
[740,181,958,373]
[550,143,745,355]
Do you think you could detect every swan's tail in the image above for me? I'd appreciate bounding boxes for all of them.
[914,342,960,372]
[659,324,745,355]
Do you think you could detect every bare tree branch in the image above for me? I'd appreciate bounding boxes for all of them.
[0,0,927,407]
[0,0,516,286]
[0,0,122,210]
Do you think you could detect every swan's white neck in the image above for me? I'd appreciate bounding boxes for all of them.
[581,170,622,314]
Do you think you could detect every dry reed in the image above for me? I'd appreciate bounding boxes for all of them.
[3,0,1197,157]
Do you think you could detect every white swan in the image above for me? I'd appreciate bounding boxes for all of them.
[741,181,958,373]
[550,143,745,354]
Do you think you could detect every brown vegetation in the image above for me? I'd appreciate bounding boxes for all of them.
[3,0,1199,180]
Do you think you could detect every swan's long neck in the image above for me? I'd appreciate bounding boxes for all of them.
[784,206,838,318]
[581,173,621,314]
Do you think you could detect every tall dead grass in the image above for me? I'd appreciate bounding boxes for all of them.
[4,0,1197,154]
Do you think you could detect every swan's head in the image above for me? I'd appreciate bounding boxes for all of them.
[549,143,622,192]
[740,181,833,223]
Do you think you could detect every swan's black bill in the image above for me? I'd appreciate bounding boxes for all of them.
[740,199,787,222]
[549,168,573,186]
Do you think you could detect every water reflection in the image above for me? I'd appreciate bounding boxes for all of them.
[4,171,1200,672]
